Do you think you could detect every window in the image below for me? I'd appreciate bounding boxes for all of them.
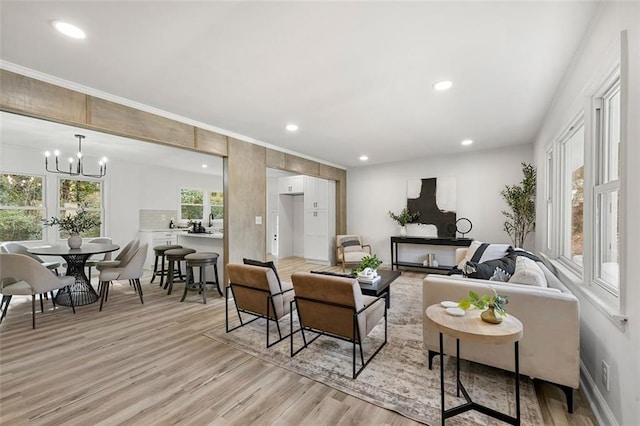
[180,188,204,221]
[210,191,223,220]
[0,173,44,241]
[559,122,585,270]
[544,149,553,254]
[593,80,621,296]
[59,178,102,238]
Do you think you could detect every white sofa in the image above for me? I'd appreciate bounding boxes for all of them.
[422,248,580,412]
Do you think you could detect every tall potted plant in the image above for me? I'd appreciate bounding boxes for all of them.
[501,162,536,248]
[43,203,101,248]
[388,207,420,236]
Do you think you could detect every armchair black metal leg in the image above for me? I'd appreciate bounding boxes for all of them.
[428,350,438,370]
[0,295,12,324]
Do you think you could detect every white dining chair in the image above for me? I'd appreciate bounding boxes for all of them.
[97,244,148,311]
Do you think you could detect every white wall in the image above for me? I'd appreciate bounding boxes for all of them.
[346,143,533,267]
[0,143,223,251]
[532,2,639,424]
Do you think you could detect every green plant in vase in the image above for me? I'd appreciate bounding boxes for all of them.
[458,290,508,324]
[43,203,101,248]
[353,254,383,274]
[388,207,420,236]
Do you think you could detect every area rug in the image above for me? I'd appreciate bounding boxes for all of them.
[203,274,544,425]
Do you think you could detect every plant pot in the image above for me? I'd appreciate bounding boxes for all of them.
[68,233,82,249]
[399,226,407,237]
[480,304,503,324]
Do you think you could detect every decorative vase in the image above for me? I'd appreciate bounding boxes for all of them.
[481,304,503,324]
[68,233,82,249]
[399,226,407,237]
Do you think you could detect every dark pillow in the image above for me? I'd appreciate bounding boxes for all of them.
[341,239,361,248]
[465,255,516,281]
[507,247,541,263]
[243,258,282,290]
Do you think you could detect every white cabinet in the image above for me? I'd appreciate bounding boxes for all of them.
[303,176,329,209]
[139,230,180,269]
[278,175,304,194]
[303,178,335,264]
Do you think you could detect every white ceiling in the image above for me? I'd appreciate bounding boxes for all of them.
[0,1,599,168]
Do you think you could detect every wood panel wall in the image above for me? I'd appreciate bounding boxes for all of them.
[0,69,347,269]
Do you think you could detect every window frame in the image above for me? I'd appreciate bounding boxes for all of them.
[57,176,104,240]
[0,171,46,242]
[556,115,586,275]
[591,75,621,300]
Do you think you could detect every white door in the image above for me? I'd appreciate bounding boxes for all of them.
[268,192,279,255]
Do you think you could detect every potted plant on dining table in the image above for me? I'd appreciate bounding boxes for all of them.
[43,204,101,249]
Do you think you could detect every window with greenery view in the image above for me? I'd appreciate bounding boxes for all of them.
[180,188,204,221]
[0,173,44,241]
[210,191,223,219]
[59,178,102,238]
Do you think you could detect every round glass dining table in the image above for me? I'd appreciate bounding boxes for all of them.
[28,243,119,306]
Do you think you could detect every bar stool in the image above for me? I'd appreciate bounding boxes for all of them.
[164,248,196,295]
[150,244,182,287]
[181,252,221,304]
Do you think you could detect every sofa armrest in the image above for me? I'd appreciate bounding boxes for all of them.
[455,248,467,266]
[422,274,580,388]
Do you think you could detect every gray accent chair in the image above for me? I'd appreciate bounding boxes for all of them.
[0,253,76,329]
[97,244,148,311]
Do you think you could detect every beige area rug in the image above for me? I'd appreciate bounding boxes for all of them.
[203,274,544,425]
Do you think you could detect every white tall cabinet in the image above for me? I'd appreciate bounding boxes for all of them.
[277,175,335,264]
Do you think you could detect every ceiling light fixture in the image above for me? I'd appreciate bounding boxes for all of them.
[461,139,473,146]
[202,164,208,168]
[433,80,453,91]
[359,155,369,161]
[285,123,298,132]
[44,134,107,178]
[51,20,86,39]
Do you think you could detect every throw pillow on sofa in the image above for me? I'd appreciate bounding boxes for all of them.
[457,241,512,270]
[509,256,547,287]
[465,255,516,280]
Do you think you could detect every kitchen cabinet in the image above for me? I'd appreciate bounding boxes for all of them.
[278,175,303,194]
[303,178,335,264]
[303,176,329,209]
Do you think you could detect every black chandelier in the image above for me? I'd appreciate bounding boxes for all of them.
[45,134,107,178]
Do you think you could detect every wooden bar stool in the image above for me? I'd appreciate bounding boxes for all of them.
[164,248,196,295]
[181,252,221,304]
[150,244,182,287]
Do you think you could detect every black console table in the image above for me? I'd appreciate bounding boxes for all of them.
[390,236,473,272]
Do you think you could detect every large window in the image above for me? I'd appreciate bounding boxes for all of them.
[593,80,621,296]
[59,178,102,238]
[180,188,204,221]
[179,188,223,224]
[0,173,44,241]
[559,122,585,270]
[544,149,553,254]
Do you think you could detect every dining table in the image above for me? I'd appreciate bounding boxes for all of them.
[28,242,120,306]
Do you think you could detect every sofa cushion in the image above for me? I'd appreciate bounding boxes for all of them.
[465,255,516,280]
[457,241,512,270]
[243,258,282,290]
[509,256,547,287]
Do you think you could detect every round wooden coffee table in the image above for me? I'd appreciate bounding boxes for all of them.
[425,304,524,425]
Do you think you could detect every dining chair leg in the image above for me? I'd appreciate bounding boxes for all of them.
[50,291,56,307]
[67,286,76,314]
[136,279,144,304]
[99,280,108,311]
[39,294,45,312]
[32,295,37,329]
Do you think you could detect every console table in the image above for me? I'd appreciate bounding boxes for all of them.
[390,236,472,272]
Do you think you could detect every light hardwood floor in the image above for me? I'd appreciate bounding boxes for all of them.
[0,257,597,425]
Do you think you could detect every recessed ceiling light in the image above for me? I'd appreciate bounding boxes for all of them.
[285,123,298,132]
[359,155,368,161]
[202,164,208,168]
[433,80,453,91]
[51,20,86,39]
[461,139,473,146]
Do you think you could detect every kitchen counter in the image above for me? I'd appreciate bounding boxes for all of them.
[179,232,223,239]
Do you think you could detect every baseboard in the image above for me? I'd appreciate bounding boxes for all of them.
[580,360,618,426]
